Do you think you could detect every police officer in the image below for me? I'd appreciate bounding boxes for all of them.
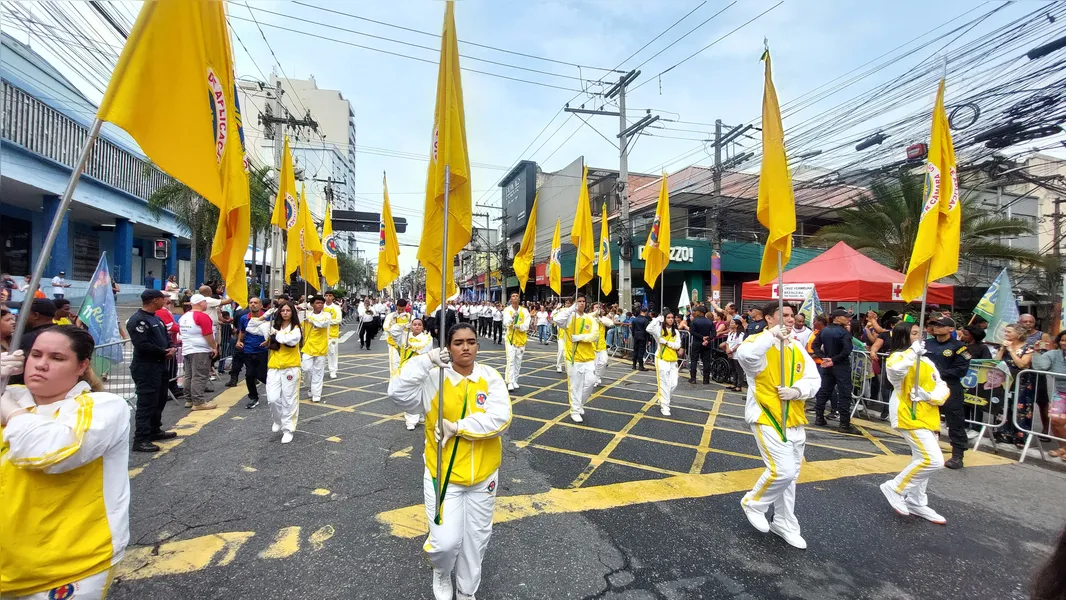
[688,307,715,384]
[812,308,857,434]
[128,289,177,453]
[924,316,970,469]
[631,307,650,371]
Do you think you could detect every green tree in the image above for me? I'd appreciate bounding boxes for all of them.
[810,171,1042,272]
[146,181,217,286]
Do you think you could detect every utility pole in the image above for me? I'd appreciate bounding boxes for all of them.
[1054,197,1064,258]
[565,69,658,312]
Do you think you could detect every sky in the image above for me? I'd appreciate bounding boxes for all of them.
[5,0,1057,276]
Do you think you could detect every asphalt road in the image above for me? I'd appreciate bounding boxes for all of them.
[109,326,1066,600]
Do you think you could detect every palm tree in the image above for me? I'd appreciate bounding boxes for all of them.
[810,171,1042,273]
[146,182,218,287]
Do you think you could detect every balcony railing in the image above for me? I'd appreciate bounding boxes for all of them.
[2,80,175,201]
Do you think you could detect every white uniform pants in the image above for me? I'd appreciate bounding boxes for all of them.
[742,424,806,536]
[404,411,425,428]
[594,349,608,386]
[556,338,567,371]
[267,367,300,433]
[422,468,498,598]
[504,341,525,388]
[567,360,596,416]
[388,345,400,376]
[301,354,326,401]
[889,428,944,508]
[655,358,679,410]
[5,566,115,600]
[327,338,339,378]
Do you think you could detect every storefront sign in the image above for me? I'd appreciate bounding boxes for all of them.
[637,245,695,263]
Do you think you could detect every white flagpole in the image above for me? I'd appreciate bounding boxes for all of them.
[435,166,451,521]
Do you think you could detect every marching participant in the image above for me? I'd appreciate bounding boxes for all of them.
[647,311,682,416]
[301,295,331,404]
[387,323,512,600]
[593,303,615,387]
[879,321,950,524]
[399,317,434,431]
[324,290,343,379]
[553,294,600,423]
[266,301,302,443]
[735,302,821,550]
[501,292,530,391]
[555,299,572,373]
[385,299,413,375]
[1,327,131,599]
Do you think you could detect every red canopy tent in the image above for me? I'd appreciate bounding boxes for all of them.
[741,242,953,304]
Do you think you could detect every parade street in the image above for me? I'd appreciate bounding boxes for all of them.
[110,331,1066,600]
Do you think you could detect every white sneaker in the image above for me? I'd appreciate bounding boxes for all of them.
[570,413,583,423]
[457,593,475,600]
[330,373,337,380]
[406,423,416,431]
[281,431,293,444]
[741,500,770,533]
[432,569,453,600]
[768,520,807,550]
[312,397,322,403]
[507,384,516,391]
[271,423,281,433]
[557,368,563,373]
[907,504,946,525]
[660,406,671,416]
[880,481,910,516]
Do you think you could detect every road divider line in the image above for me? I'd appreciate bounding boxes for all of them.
[690,391,724,474]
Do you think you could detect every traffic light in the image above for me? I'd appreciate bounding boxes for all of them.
[154,239,169,260]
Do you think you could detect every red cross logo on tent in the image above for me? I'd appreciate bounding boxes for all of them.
[892,283,904,301]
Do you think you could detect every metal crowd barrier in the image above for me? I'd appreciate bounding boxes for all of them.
[848,349,1013,454]
[92,338,184,408]
[1011,368,1066,463]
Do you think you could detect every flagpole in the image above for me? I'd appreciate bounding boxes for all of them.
[778,251,786,423]
[436,165,450,521]
[912,263,932,406]
[5,118,102,387]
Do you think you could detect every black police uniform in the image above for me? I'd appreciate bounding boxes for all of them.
[688,315,715,383]
[631,315,650,370]
[127,308,173,444]
[812,322,854,426]
[925,335,971,460]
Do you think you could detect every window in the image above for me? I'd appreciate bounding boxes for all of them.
[0,216,31,275]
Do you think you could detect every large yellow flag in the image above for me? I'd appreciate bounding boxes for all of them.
[549,219,562,295]
[283,158,303,281]
[321,204,339,288]
[756,50,796,286]
[643,174,671,289]
[417,0,472,313]
[271,137,298,231]
[378,174,401,291]
[598,201,613,296]
[512,192,538,292]
[97,0,249,306]
[298,183,323,291]
[902,78,959,301]
[571,165,595,289]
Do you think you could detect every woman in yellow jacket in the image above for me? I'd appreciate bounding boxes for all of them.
[388,323,512,600]
[400,317,434,431]
[1,326,130,599]
[880,321,950,524]
[265,301,302,444]
[646,312,682,416]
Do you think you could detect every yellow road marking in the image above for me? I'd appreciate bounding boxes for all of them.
[375,450,1013,539]
[326,436,342,443]
[390,445,414,459]
[259,526,301,559]
[569,394,661,488]
[308,525,335,551]
[528,443,685,477]
[516,370,641,448]
[312,488,331,496]
[117,532,255,581]
[854,423,895,456]
[241,465,257,473]
[690,391,724,474]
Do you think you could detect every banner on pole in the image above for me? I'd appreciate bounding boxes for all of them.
[77,253,124,366]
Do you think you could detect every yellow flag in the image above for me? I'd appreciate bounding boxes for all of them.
[643,174,671,289]
[284,158,303,281]
[512,192,538,292]
[378,174,401,291]
[570,165,595,289]
[97,0,249,306]
[417,0,472,314]
[598,201,613,296]
[549,219,562,295]
[298,182,323,291]
[902,78,959,302]
[756,50,796,286]
[271,137,298,231]
[321,204,339,288]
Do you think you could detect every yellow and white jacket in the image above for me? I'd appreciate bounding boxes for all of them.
[384,311,412,349]
[1,382,130,596]
[399,332,433,371]
[646,317,682,363]
[388,356,512,486]
[269,323,303,370]
[324,303,343,339]
[502,306,531,347]
[553,306,599,364]
[735,330,821,433]
[885,350,950,431]
[302,310,332,357]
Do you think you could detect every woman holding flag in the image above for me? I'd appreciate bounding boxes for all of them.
[266,301,302,444]
[646,311,682,416]
[400,317,433,431]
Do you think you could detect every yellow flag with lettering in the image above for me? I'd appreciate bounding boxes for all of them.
[756,50,795,287]
[417,1,472,313]
[598,201,613,296]
[512,192,538,292]
[321,204,339,288]
[549,219,562,295]
[378,174,401,291]
[571,165,595,289]
[97,0,249,306]
[271,137,298,231]
[283,153,303,281]
[299,183,323,290]
[643,174,670,289]
[902,78,959,301]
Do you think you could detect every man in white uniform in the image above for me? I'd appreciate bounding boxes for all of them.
[502,293,530,391]
[324,291,343,379]
[553,294,600,423]
[384,299,413,374]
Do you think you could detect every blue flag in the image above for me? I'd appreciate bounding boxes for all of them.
[798,287,823,322]
[985,269,1019,344]
[77,253,124,365]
